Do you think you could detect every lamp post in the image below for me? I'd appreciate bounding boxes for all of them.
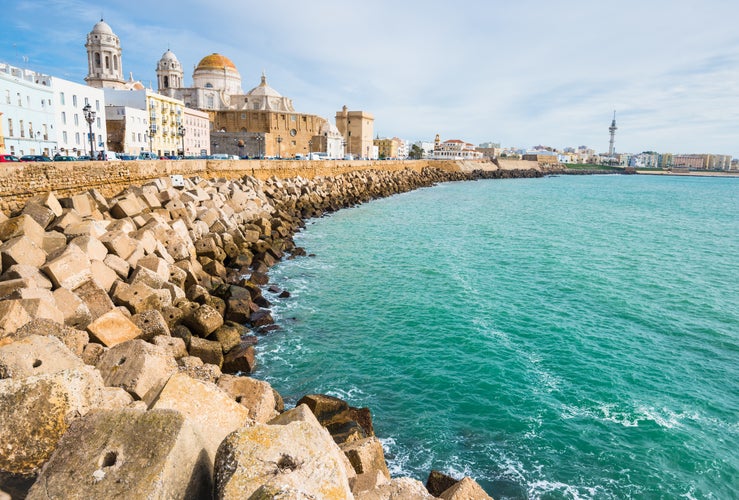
[178,125,186,157]
[83,104,96,159]
[256,135,263,159]
[308,139,312,158]
[277,136,282,159]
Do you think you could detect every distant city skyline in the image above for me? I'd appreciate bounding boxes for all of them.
[3,0,738,157]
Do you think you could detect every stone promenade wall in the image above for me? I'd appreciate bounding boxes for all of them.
[0,159,493,215]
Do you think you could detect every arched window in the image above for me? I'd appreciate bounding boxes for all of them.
[163,76,169,88]
[105,56,110,70]
[114,56,118,70]
[205,83,213,89]
[95,53,101,68]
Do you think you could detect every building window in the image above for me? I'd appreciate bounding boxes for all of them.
[62,131,67,143]
[74,114,79,126]
[105,55,110,70]
[96,100,100,111]
[75,132,80,145]
[17,93,21,106]
[19,120,24,137]
[4,90,9,104]
[72,95,77,107]
[60,92,65,105]
[95,53,101,68]
[7,119,13,136]
[113,55,118,71]
[84,97,89,106]
[61,112,66,124]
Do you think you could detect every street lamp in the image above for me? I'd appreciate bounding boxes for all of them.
[178,125,186,157]
[255,135,263,159]
[83,103,96,159]
[277,136,282,159]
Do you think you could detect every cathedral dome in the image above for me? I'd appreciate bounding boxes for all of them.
[246,73,283,98]
[196,53,237,72]
[91,19,114,35]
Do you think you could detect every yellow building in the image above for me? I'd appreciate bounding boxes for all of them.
[146,92,186,156]
[336,106,374,159]
[374,137,400,159]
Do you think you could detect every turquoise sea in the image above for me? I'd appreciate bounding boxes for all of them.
[254,174,739,499]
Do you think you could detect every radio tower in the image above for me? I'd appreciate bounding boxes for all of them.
[608,110,617,156]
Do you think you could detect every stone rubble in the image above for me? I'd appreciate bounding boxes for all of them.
[0,167,515,499]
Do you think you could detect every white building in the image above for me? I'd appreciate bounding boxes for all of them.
[0,63,56,157]
[182,107,210,156]
[52,77,107,156]
[105,105,149,155]
[414,141,436,158]
[431,138,484,160]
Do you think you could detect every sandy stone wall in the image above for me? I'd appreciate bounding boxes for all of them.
[0,159,494,214]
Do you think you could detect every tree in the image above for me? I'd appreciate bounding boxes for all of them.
[408,144,423,159]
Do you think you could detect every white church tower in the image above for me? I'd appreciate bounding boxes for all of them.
[84,19,125,89]
[156,49,184,96]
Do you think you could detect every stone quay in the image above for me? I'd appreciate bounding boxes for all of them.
[0,159,541,499]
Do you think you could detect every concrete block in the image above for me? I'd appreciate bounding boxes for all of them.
[152,335,187,359]
[69,235,108,261]
[131,309,170,341]
[50,209,83,233]
[111,281,163,314]
[29,192,64,217]
[128,264,166,289]
[131,228,157,254]
[41,230,67,255]
[25,409,212,500]
[12,318,89,357]
[0,366,105,477]
[217,374,278,423]
[222,342,256,374]
[209,323,242,353]
[95,339,177,405]
[86,308,142,347]
[0,334,85,379]
[17,298,64,325]
[340,437,391,493]
[183,304,224,337]
[188,336,223,368]
[20,202,56,229]
[168,264,187,288]
[136,255,170,281]
[355,477,437,500]
[177,355,222,384]
[439,477,493,500]
[213,419,353,500]
[100,230,138,260]
[152,372,252,463]
[109,196,145,219]
[52,286,93,329]
[73,279,115,320]
[89,259,119,292]
[0,278,35,301]
[41,244,92,290]
[103,253,130,279]
[62,219,108,240]
[0,215,45,246]
[1,264,53,289]
[0,235,46,269]
[59,193,93,217]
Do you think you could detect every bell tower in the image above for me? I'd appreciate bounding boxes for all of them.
[85,19,125,89]
[156,49,184,96]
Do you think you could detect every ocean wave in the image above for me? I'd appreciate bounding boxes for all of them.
[527,479,605,500]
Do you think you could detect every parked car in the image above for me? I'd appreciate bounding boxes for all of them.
[20,155,52,162]
[96,150,118,161]
[53,155,77,161]
[118,154,137,160]
[137,152,157,160]
[0,154,20,162]
[77,155,92,161]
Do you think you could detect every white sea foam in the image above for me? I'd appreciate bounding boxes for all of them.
[527,479,603,500]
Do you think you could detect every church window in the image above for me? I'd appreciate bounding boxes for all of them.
[291,115,296,122]
[113,56,118,70]
[95,53,101,68]
[205,83,213,89]
[207,96,214,108]
[164,76,169,88]
[105,56,110,70]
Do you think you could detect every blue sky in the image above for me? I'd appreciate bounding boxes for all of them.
[3,0,738,156]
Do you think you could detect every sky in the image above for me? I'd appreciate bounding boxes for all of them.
[3,0,739,157]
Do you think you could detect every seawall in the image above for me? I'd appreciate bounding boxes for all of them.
[0,159,500,214]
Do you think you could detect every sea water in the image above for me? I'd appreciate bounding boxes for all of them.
[254,174,739,499]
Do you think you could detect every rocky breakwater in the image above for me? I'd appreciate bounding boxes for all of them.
[0,167,494,499]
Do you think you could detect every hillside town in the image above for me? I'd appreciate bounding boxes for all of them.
[0,19,736,171]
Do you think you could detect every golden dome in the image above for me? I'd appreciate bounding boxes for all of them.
[196,53,237,71]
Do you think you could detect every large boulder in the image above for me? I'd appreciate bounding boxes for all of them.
[0,335,84,380]
[25,409,212,500]
[214,420,354,500]
[217,374,278,423]
[355,477,437,500]
[438,477,493,500]
[340,437,391,494]
[151,372,253,464]
[95,339,177,405]
[0,367,105,488]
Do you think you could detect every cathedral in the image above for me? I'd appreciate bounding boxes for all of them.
[84,19,364,159]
